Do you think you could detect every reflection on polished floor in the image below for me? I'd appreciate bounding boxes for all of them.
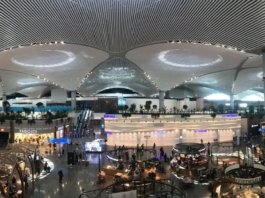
[24,149,211,198]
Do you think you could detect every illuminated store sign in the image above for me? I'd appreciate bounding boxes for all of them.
[153,130,167,135]
[105,131,113,134]
[194,129,207,133]
[259,128,265,132]
[222,114,238,118]
[19,129,38,133]
[104,114,115,118]
[17,127,54,133]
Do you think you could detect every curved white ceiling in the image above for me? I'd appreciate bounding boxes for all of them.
[0,0,264,98]
[126,43,253,90]
[236,90,264,101]
[79,57,158,96]
[0,70,47,95]
[189,70,237,94]
[0,44,109,90]
[234,68,263,94]
[18,86,50,98]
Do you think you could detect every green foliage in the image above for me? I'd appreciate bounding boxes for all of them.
[28,119,36,125]
[124,105,129,111]
[36,102,44,108]
[211,113,216,119]
[217,104,224,113]
[181,113,190,119]
[129,103,136,113]
[139,105,143,114]
[209,105,216,112]
[145,101,152,112]
[45,118,53,125]
[3,101,10,114]
[183,105,188,110]
[0,115,5,124]
[151,113,160,119]
[249,105,254,114]
[23,107,32,115]
[122,113,131,118]
[15,119,22,124]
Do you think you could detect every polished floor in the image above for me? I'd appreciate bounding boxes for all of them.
[24,149,211,198]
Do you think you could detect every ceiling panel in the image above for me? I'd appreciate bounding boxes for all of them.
[234,68,263,94]
[1,0,264,53]
[0,69,47,95]
[188,69,237,94]
[242,55,262,68]
[0,44,109,90]
[78,57,158,96]
[18,85,50,98]
[126,43,252,90]
[235,90,264,101]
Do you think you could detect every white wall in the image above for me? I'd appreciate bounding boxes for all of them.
[125,98,197,111]
[178,99,196,110]
[196,98,204,110]
[125,98,178,111]
[51,88,67,103]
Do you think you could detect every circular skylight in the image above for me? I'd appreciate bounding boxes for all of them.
[158,49,223,68]
[12,50,76,68]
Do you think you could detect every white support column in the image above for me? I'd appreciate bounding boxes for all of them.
[196,97,204,111]
[263,51,265,108]
[2,94,6,111]
[2,94,6,102]
[215,129,219,142]
[71,91,76,110]
[159,90,165,113]
[179,129,183,143]
[230,94,234,110]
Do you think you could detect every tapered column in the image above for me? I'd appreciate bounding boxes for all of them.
[263,50,265,108]
[2,94,6,109]
[159,90,165,113]
[230,94,234,110]
[2,94,6,102]
[179,129,183,143]
[71,91,77,110]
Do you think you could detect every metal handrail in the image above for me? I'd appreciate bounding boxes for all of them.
[79,179,186,198]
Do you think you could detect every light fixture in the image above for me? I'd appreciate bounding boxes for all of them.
[158,49,223,68]
[12,50,76,68]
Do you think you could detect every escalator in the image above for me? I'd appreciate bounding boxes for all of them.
[76,109,93,138]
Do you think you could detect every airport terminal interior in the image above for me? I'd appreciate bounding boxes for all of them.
[1,0,265,198]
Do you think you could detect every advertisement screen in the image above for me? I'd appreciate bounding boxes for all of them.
[85,139,105,152]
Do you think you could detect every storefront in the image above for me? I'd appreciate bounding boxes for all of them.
[105,115,241,147]
[15,127,55,144]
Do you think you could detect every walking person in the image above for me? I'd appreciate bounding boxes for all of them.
[58,170,64,183]
[23,174,29,189]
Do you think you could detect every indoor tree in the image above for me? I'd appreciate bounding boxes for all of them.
[182,105,188,111]
[129,103,136,113]
[145,101,152,113]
